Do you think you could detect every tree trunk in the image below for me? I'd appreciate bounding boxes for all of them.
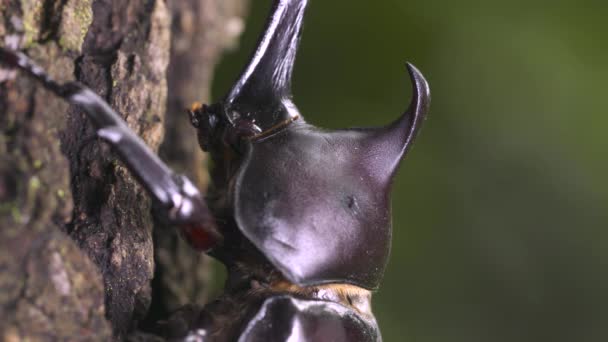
[0,0,248,339]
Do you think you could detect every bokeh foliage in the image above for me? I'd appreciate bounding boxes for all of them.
[213,1,608,341]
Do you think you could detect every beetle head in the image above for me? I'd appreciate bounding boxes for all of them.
[199,0,430,290]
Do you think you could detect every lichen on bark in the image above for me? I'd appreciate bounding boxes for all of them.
[1,0,110,338]
[0,0,249,339]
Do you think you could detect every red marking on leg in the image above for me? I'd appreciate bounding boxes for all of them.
[181,224,217,252]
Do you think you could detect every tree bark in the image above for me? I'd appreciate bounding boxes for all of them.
[0,0,248,339]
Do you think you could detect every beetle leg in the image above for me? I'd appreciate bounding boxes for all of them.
[0,47,222,251]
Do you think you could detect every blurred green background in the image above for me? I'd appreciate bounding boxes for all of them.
[213,1,608,341]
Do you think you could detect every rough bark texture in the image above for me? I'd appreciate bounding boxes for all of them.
[0,0,248,339]
[152,0,246,319]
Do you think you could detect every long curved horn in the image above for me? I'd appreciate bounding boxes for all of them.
[223,0,308,132]
[365,63,430,181]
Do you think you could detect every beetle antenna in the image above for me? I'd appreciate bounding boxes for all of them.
[223,0,308,132]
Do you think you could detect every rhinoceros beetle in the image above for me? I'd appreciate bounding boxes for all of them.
[0,0,429,340]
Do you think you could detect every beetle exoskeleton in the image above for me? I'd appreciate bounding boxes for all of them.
[0,0,430,340]
[199,0,430,291]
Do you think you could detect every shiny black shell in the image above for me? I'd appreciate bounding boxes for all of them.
[210,0,430,290]
[239,295,381,342]
[232,64,429,290]
[235,122,394,290]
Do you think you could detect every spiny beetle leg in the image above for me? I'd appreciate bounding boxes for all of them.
[0,47,222,252]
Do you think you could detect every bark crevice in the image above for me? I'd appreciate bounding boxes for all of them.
[0,0,249,339]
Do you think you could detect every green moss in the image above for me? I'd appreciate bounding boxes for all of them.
[33,160,43,169]
[29,176,41,190]
[144,109,154,123]
[58,36,68,50]
[10,206,21,223]
[58,0,92,52]
[56,189,65,199]
[0,202,15,215]
[20,0,44,48]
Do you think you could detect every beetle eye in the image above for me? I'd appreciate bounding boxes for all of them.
[189,103,224,151]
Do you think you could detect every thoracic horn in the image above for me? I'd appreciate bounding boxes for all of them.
[224,0,308,132]
[363,63,430,182]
